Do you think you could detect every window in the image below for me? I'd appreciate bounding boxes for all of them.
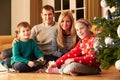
[54,0,86,21]
[42,0,101,22]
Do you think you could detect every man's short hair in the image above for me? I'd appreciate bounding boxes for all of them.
[42,5,55,13]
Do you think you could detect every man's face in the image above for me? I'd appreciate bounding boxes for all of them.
[41,9,55,25]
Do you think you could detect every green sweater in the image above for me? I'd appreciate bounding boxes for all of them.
[11,39,43,65]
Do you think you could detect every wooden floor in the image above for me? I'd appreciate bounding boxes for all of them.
[0,66,120,80]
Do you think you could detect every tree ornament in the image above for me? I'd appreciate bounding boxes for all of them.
[105,44,108,47]
[105,10,112,19]
[99,44,103,48]
[105,36,113,45]
[100,0,107,7]
[115,60,120,71]
[93,17,97,20]
[117,25,120,38]
[93,40,99,51]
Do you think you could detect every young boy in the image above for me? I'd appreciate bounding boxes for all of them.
[11,22,44,72]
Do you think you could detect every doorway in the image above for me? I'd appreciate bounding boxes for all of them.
[0,0,11,35]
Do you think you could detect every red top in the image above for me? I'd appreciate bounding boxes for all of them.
[56,34,100,68]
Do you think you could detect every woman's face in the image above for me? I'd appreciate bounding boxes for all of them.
[60,16,72,32]
[75,23,90,39]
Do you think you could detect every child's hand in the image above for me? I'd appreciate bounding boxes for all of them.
[37,57,44,61]
[65,58,74,64]
[47,61,57,73]
[28,61,35,67]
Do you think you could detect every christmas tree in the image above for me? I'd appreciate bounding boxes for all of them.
[92,0,120,70]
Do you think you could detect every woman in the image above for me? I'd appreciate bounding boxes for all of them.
[52,11,78,58]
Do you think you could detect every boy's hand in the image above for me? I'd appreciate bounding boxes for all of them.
[28,61,35,67]
[37,57,44,61]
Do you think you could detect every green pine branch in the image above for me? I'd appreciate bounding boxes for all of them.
[92,17,120,70]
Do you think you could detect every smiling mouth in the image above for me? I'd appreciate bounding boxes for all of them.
[79,33,84,35]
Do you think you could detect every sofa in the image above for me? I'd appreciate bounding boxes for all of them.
[0,36,15,60]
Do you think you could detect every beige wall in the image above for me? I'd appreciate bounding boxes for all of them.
[42,0,54,7]
[11,0,30,35]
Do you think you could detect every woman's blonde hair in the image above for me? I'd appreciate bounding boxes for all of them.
[57,11,77,49]
[15,22,31,38]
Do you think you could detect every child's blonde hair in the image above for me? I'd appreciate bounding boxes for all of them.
[15,22,31,38]
[76,18,92,29]
[76,18,93,34]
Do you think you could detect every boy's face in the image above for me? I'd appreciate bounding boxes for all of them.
[75,23,90,39]
[19,26,31,40]
[41,9,55,25]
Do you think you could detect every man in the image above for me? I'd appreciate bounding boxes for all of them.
[31,5,58,61]
[2,5,58,68]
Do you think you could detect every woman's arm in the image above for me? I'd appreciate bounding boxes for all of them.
[52,30,63,57]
